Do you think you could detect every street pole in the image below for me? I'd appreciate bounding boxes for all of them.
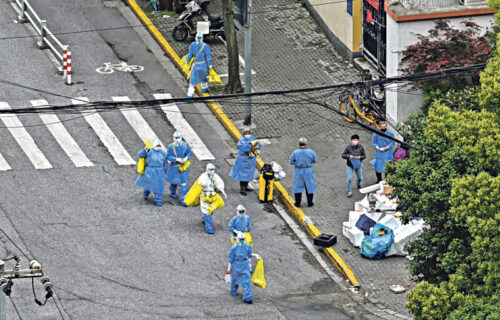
[0,260,5,320]
[243,0,252,125]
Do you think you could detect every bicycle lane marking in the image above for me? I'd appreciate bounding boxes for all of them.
[73,97,136,166]
[31,99,94,168]
[153,93,215,161]
[112,96,164,148]
[0,102,52,170]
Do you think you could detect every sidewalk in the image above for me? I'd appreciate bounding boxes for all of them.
[139,0,413,316]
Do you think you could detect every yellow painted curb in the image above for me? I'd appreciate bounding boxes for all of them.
[127,0,359,288]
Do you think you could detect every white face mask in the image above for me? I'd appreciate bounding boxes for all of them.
[154,145,161,151]
[244,134,251,139]
[174,138,182,146]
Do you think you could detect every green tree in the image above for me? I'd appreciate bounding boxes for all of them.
[387,105,500,283]
[406,173,500,319]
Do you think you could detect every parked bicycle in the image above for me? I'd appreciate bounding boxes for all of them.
[339,81,386,128]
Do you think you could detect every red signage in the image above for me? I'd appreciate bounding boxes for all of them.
[365,0,379,11]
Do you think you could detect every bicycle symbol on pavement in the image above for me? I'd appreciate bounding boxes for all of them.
[96,61,144,74]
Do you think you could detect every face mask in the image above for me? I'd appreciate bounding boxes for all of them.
[154,146,160,151]
[239,240,244,245]
[352,140,359,146]
[381,128,387,132]
[238,211,245,216]
[174,138,182,146]
[244,134,251,139]
[196,37,202,43]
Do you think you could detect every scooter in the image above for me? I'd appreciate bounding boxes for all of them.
[172,0,226,41]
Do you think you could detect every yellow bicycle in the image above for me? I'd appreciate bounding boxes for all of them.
[339,86,385,128]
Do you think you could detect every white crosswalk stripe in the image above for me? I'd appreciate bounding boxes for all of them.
[0,153,11,171]
[153,93,215,161]
[0,102,52,169]
[73,97,136,166]
[112,96,163,148]
[31,99,94,168]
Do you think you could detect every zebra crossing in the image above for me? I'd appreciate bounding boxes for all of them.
[0,96,215,171]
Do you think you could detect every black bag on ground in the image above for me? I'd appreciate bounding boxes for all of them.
[355,214,376,236]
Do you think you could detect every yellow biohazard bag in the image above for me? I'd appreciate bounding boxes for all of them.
[137,141,151,175]
[180,55,194,76]
[184,178,202,207]
[208,68,222,84]
[230,232,253,246]
[207,193,224,214]
[251,259,266,288]
[178,160,191,173]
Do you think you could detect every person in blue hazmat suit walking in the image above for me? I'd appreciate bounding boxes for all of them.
[372,122,395,182]
[228,232,253,304]
[166,131,193,206]
[186,32,213,98]
[228,205,252,243]
[290,137,317,208]
[135,139,168,206]
[229,127,261,195]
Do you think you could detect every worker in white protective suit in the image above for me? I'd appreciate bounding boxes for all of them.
[198,163,227,234]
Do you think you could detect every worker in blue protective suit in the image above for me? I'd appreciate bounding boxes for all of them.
[229,127,261,195]
[372,122,395,182]
[135,139,168,206]
[228,232,253,304]
[228,204,252,243]
[186,32,213,98]
[166,131,193,206]
[290,137,317,208]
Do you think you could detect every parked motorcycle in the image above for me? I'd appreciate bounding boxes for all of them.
[172,0,226,41]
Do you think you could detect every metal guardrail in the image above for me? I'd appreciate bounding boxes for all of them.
[13,0,72,84]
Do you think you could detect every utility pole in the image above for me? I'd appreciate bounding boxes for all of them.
[243,0,252,125]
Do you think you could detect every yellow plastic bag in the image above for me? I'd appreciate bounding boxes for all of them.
[178,160,191,173]
[208,68,222,84]
[248,140,260,158]
[251,259,266,288]
[207,193,224,214]
[184,178,202,207]
[180,55,194,77]
[136,141,151,175]
[230,232,253,246]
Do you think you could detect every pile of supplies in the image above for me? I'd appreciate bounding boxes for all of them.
[342,182,426,259]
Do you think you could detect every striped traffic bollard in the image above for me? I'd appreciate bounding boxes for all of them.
[63,47,68,78]
[66,51,72,85]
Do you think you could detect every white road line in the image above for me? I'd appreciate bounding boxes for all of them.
[73,97,136,166]
[154,93,215,161]
[31,99,93,168]
[112,96,163,148]
[0,102,52,170]
[0,153,11,171]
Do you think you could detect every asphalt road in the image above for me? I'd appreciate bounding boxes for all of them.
[0,0,378,319]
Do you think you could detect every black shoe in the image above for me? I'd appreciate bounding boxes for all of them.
[357,182,362,189]
[294,203,301,207]
[308,203,314,207]
[240,189,247,196]
[244,300,253,304]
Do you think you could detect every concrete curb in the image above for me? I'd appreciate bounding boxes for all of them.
[125,2,414,318]
[126,0,359,288]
